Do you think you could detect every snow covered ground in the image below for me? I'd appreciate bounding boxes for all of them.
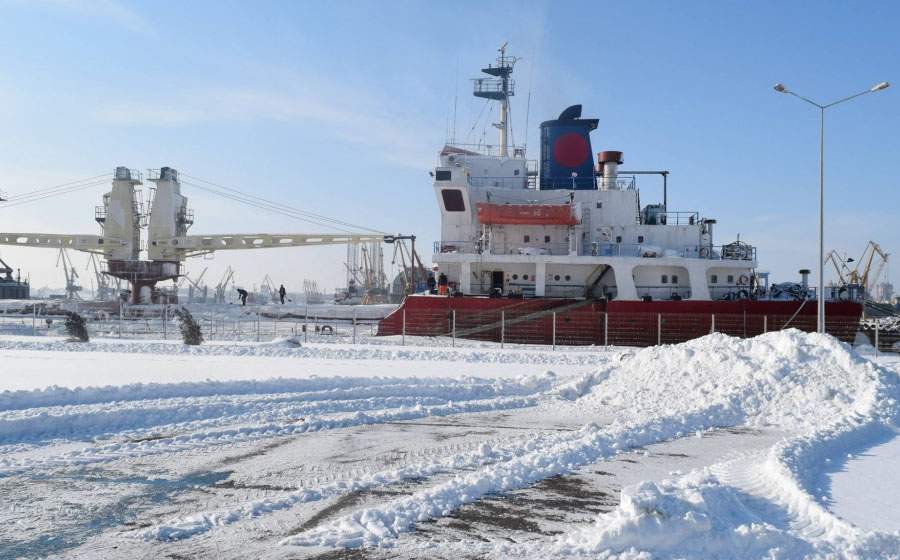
[0,330,898,559]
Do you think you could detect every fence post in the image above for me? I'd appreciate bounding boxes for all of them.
[875,320,879,357]
[657,313,662,346]
[552,312,557,350]
[501,311,505,348]
[401,309,406,346]
[710,314,715,334]
[452,310,456,347]
[763,315,767,334]
[119,302,123,338]
[604,312,608,349]
[352,309,357,344]
[32,305,36,336]
[256,308,261,342]
[163,306,167,340]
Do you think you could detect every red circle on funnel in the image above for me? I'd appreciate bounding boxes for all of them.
[552,132,589,168]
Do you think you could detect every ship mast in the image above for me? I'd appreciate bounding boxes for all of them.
[473,42,517,157]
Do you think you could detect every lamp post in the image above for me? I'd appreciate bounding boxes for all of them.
[773,81,889,333]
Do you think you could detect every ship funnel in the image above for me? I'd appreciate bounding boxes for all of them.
[799,269,810,291]
[539,104,599,190]
[598,151,623,190]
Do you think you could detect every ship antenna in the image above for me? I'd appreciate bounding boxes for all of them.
[523,47,535,154]
[451,56,459,144]
[473,42,517,157]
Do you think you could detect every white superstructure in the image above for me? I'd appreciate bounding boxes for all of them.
[431,49,757,302]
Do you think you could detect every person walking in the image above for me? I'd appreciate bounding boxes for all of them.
[279,284,287,304]
[236,287,248,306]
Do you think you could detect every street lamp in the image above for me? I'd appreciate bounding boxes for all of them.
[773,81,890,333]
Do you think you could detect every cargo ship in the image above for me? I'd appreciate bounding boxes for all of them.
[378,46,862,346]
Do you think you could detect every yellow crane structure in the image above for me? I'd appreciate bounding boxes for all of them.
[825,241,889,299]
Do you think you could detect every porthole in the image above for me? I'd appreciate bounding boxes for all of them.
[554,275,560,281]
[523,274,529,280]
[512,274,519,280]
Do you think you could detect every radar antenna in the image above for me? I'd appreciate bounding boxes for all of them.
[473,42,518,157]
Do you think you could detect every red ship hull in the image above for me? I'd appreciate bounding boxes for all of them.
[377,296,862,347]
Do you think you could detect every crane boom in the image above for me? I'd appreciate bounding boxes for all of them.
[151,233,385,258]
[0,233,124,254]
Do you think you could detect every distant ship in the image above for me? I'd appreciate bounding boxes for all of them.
[378,46,861,346]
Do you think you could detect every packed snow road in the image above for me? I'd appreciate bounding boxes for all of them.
[1,331,898,559]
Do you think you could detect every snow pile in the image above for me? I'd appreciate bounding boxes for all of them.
[578,330,888,432]
[555,470,812,559]
[281,330,900,555]
[548,330,900,560]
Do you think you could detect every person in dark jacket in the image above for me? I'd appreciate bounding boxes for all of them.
[236,288,248,306]
[438,272,449,296]
[279,284,287,304]
[426,272,437,294]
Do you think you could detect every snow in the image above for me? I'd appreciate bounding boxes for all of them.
[830,433,900,533]
[1,328,898,559]
[276,331,900,557]
[0,335,609,393]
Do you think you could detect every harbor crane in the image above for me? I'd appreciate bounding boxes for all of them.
[55,248,82,300]
[825,241,889,299]
[0,166,395,303]
[214,266,235,304]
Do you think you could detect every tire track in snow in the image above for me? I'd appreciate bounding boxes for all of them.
[0,397,538,477]
[139,427,591,541]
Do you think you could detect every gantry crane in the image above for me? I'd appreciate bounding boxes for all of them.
[1,166,396,303]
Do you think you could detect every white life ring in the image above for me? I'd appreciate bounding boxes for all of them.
[738,274,750,286]
[699,247,710,258]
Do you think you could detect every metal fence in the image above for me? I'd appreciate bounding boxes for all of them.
[377,307,888,352]
[0,303,382,345]
[0,301,894,354]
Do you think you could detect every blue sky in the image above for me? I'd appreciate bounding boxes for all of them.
[0,0,897,294]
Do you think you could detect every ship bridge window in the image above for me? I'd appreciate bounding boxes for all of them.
[672,274,679,284]
[615,235,622,243]
[524,235,530,243]
[727,274,735,284]
[638,235,644,243]
[435,170,451,181]
[661,274,669,284]
[544,235,550,243]
[711,274,718,284]
[441,189,465,212]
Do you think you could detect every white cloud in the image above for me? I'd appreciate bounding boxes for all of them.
[14,0,151,34]
[95,87,439,170]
